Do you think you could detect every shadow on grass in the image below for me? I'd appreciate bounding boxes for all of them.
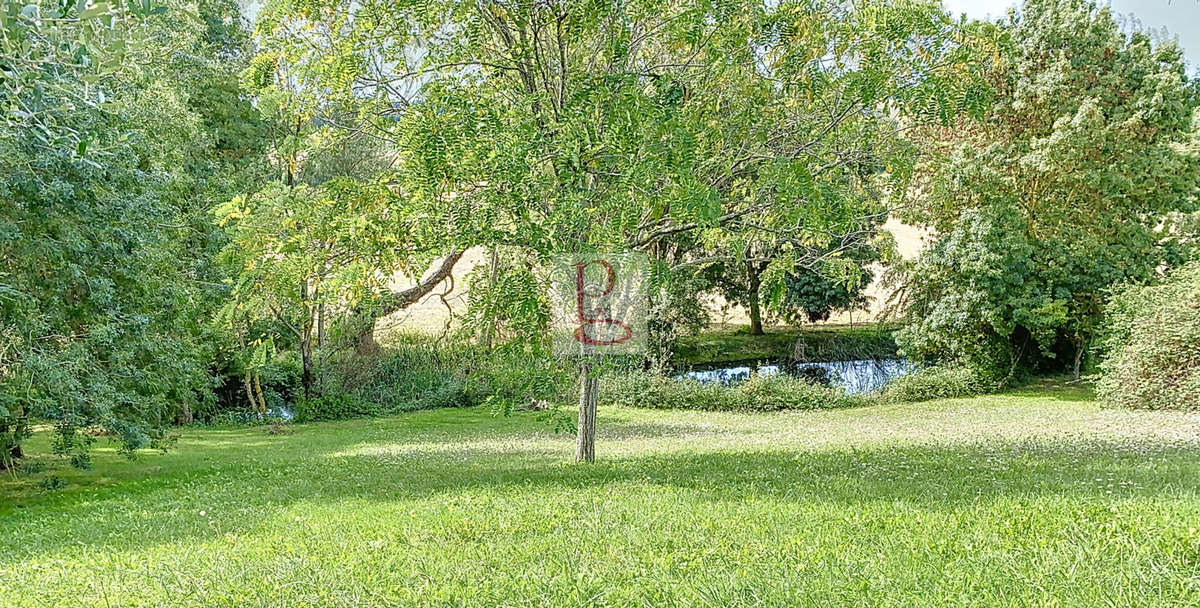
[4,418,1197,563]
[1002,376,1097,403]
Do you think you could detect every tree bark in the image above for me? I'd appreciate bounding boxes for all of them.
[482,248,500,350]
[1072,339,1084,382]
[244,372,267,417]
[746,261,764,336]
[300,342,314,401]
[244,371,256,411]
[575,355,599,463]
[4,403,27,466]
[354,250,465,354]
[253,373,268,417]
[379,250,465,318]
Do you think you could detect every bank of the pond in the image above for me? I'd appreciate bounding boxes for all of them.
[672,323,898,367]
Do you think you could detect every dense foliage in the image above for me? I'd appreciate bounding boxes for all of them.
[0,0,265,467]
[250,0,980,313]
[882,365,984,403]
[1095,262,1200,410]
[896,0,1200,384]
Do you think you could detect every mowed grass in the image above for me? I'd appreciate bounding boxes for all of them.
[3,382,1200,607]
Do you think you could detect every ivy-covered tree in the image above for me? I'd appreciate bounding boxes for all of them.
[897,0,1200,383]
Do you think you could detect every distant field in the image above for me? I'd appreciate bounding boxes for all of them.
[379,220,929,337]
[4,380,1200,607]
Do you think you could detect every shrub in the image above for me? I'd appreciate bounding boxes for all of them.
[419,379,476,410]
[336,336,469,412]
[1096,262,1200,410]
[603,370,861,412]
[316,337,572,420]
[465,347,573,410]
[733,374,862,410]
[606,372,733,410]
[197,351,305,425]
[293,393,381,423]
[883,365,984,402]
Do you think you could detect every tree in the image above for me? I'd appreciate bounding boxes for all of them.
[896,0,1200,383]
[0,0,267,466]
[214,179,410,399]
[777,242,881,325]
[700,216,892,333]
[254,0,980,461]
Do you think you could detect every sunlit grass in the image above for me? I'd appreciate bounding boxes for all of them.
[3,383,1200,607]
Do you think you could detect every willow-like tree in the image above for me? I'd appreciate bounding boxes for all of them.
[255,0,981,460]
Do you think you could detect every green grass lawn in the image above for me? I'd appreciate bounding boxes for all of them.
[4,382,1200,607]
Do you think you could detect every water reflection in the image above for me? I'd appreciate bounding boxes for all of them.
[679,359,912,395]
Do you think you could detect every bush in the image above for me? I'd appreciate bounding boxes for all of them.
[603,370,862,411]
[336,337,470,412]
[1096,263,1200,410]
[734,374,862,410]
[313,337,573,421]
[293,393,381,423]
[420,379,475,410]
[465,347,573,410]
[883,365,984,402]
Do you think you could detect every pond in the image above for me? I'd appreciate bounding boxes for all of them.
[678,359,912,395]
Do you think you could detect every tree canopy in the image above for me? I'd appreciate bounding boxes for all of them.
[895,0,1200,382]
[1,0,266,465]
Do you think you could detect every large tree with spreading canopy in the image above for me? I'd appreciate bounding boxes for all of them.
[1,0,271,466]
[248,0,982,460]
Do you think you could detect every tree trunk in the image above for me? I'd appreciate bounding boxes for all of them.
[317,302,326,350]
[1072,339,1084,382]
[300,341,314,401]
[244,372,258,414]
[244,372,268,418]
[4,403,27,466]
[575,356,599,463]
[317,300,327,392]
[177,402,193,426]
[483,248,500,350]
[299,278,315,400]
[746,261,764,336]
[353,250,465,354]
[253,373,268,417]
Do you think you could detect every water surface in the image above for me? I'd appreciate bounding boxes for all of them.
[679,359,912,395]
